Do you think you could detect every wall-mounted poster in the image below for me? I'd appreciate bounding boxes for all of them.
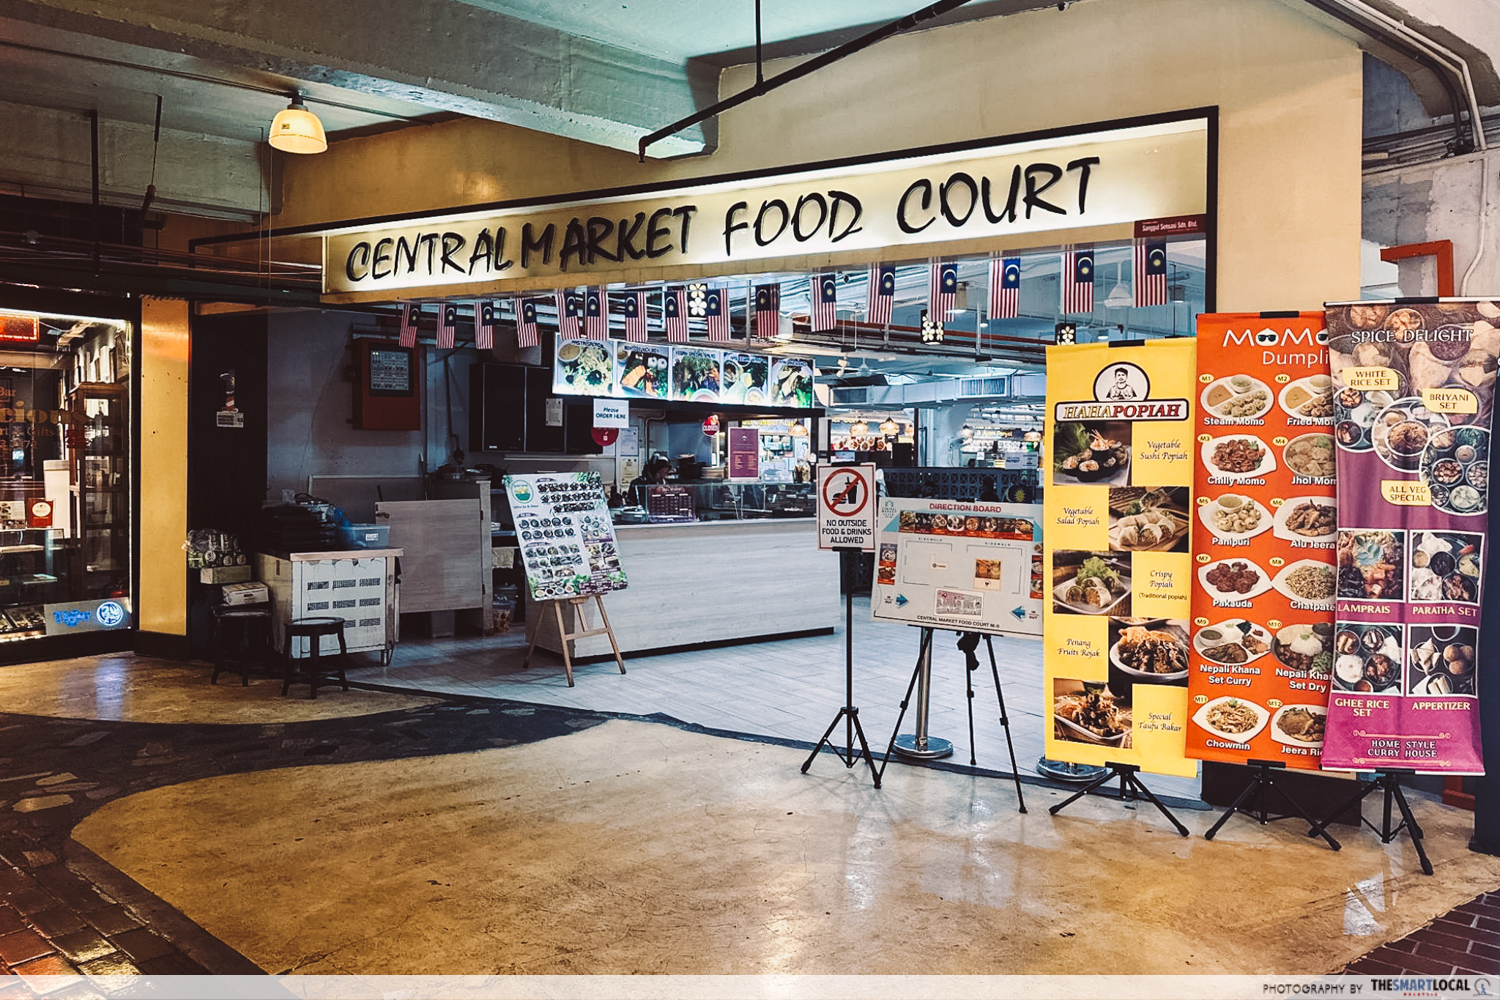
[614,342,671,399]
[553,339,617,397]
[1186,314,1335,770]
[554,341,813,408]
[503,472,627,601]
[1042,339,1197,777]
[721,352,772,405]
[870,496,1043,636]
[1321,299,1499,774]
[670,346,723,402]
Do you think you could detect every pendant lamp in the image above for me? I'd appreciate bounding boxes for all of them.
[269,96,327,154]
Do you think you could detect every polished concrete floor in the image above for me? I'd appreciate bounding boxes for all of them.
[350,597,1203,801]
[69,718,1500,976]
[0,639,1496,981]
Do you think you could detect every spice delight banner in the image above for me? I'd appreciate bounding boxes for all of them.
[1042,339,1197,777]
[1186,313,1335,769]
[1322,299,1499,773]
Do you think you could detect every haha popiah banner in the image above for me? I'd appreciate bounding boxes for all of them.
[1322,299,1498,773]
[1042,339,1197,777]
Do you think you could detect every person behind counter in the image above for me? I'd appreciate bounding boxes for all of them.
[630,458,671,491]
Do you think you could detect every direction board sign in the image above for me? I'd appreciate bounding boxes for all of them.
[816,463,877,551]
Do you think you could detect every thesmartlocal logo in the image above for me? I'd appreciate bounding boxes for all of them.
[1367,975,1492,996]
[1053,360,1188,422]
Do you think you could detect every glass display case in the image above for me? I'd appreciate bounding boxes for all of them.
[71,382,130,599]
[624,482,815,521]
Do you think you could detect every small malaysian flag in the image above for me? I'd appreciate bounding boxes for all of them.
[989,257,1021,319]
[811,273,838,332]
[398,302,420,347]
[754,284,780,339]
[437,303,457,349]
[663,287,689,342]
[867,264,895,327]
[621,291,647,342]
[705,286,731,341]
[1062,250,1095,314]
[583,286,608,339]
[555,290,582,338]
[1134,241,1169,307]
[516,297,540,348]
[474,300,495,350]
[929,260,957,318]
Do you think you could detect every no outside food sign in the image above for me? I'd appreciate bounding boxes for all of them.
[816,463,877,551]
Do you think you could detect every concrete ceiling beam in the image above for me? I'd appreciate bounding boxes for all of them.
[0,0,711,157]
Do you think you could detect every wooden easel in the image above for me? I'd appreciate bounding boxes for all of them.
[523,594,627,686]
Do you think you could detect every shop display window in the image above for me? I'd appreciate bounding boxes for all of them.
[0,310,132,642]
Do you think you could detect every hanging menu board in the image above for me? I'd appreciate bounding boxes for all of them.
[1186,314,1335,769]
[503,472,628,601]
[1041,339,1197,777]
[1321,299,1498,774]
[870,496,1043,636]
[553,338,813,407]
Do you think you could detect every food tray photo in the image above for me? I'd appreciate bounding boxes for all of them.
[1192,696,1270,743]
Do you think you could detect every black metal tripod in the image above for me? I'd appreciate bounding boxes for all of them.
[1048,761,1189,836]
[1307,769,1431,875]
[876,628,1027,812]
[1204,759,1340,850]
[802,549,879,787]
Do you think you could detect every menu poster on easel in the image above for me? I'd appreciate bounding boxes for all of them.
[1321,299,1500,774]
[503,472,628,601]
[1041,339,1197,778]
[1186,313,1335,770]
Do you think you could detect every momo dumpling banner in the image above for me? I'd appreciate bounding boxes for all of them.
[1321,299,1498,773]
[1185,313,1335,770]
[1042,338,1197,777]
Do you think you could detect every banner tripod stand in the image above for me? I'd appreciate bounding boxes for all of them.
[1203,759,1340,850]
[1307,769,1431,875]
[802,549,879,787]
[1048,761,1190,836]
[959,631,1026,812]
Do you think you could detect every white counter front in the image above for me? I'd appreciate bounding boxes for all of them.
[526,518,840,660]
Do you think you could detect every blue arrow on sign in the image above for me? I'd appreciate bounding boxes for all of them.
[1011,606,1027,621]
[895,594,909,608]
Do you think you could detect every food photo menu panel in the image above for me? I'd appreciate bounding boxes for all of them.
[503,472,627,601]
[1042,339,1197,778]
[1321,300,1499,773]
[1186,313,1335,769]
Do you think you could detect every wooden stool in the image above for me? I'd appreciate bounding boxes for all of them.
[281,616,350,699]
[212,608,273,686]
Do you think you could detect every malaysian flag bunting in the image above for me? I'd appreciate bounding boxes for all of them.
[811,273,838,332]
[754,284,780,339]
[989,257,1020,319]
[474,300,495,350]
[516,297,540,348]
[705,286,731,341]
[555,290,582,338]
[583,287,608,339]
[664,287,689,342]
[929,260,957,318]
[398,301,419,348]
[436,303,457,349]
[621,291,647,342]
[1134,241,1169,307]
[867,264,895,327]
[1062,250,1095,314]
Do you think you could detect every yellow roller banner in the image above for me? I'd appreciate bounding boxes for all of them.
[1043,338,1198,777]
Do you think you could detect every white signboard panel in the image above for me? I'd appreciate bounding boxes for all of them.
[816,464,877,552]
[503,472,627,601]
[871,497,1044,637]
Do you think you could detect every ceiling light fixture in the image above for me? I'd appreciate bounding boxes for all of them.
[269,94,327,154]
[790,421,809,437]
[879,417,899,435]
[1103,260,1132,308]
[850,420,870,436]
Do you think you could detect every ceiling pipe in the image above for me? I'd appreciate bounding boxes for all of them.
[1299,0,1486,155]
[639,0,979,161]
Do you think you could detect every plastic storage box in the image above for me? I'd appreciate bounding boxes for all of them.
[338,523,391,549]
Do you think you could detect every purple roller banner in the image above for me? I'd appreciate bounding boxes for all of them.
[1322,300,1499,773]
